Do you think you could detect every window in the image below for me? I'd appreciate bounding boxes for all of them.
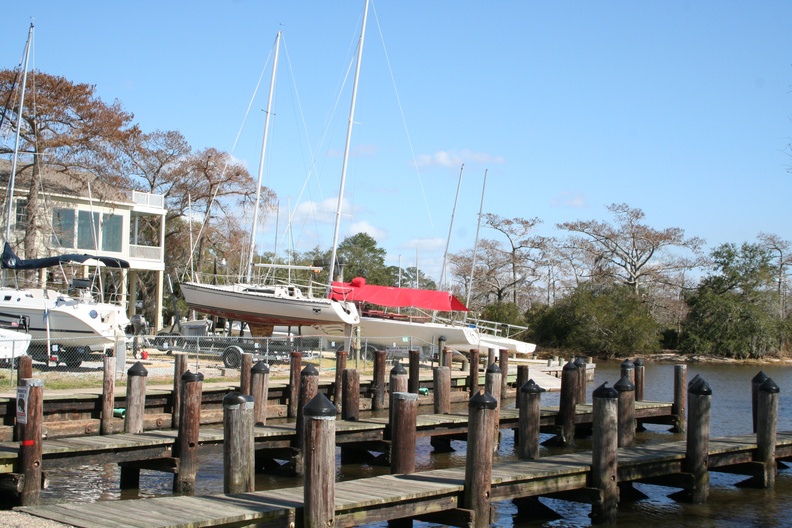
[14,199,27,229]
[77,211,99,250]
[52,208,75,248]
[101,214,122,252]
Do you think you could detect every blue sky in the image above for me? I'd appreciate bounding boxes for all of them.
[4,1,791,283]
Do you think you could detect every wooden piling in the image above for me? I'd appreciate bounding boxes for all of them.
[516,365,529,391]
[433,366,451,414]
[16,355,32,386]
[672,364,687,434]
[469,349,480,396]
[484,363,502,452]
[498,348,509,400]
[755,377,779,487]
[288,351,302,418]
[334,351,348,407]
[18,378,43,506]
[173,370,203,494]
[620,359,635,385]
[390,392,419,475]
[240,352,253,395]
[100,356,116,435]
[171,352,188,429]
[591,382,619,525]
[303,393,336,528]
[614,374,636,447]
[574,356,587,404]
[389,362,408,409]
[438,336,447,366]
[250,361,270,425]
[633,358,645,401]
[342,369,360,421]
[487,347,497,366]
[408,349,420,394]
[223,392,255,494]
[296,364,319,450]
[518,379,543,460]
[751,371,769,434]
[372,350,387,410]
[463,391,498,528]
[124,361,148,434]
[685,376,712,503]
[557,360,579,445]
[442,347,453,370]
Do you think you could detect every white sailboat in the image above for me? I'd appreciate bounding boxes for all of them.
[180,27,363,334]
[0,24,130,367]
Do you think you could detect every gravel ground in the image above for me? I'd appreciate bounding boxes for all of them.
[0,511,72,527]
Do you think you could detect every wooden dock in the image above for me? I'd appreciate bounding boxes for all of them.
[0,401,675,472]
[17,431,792,528]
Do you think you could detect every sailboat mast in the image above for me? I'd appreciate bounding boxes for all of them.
[465,169,488,312]
[4,23,33,246]
[439,163,464,290]
[327,0,370,288]
[246,31,282,283]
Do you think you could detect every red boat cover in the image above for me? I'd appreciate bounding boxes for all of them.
[331,277,469,312]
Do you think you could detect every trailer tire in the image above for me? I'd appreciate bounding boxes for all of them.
[62,347,83,368]
[223,345,243,369]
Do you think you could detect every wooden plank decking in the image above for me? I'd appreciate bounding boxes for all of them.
[18,431,792,528]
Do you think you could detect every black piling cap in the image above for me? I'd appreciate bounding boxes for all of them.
[222,391,253,407]
[634,358,645,367]
[520,379,545,394]
[469,390,498,410]
[301,363,319,377]
[127,361,148,377]
[574,357,587,368]
[251,361,270,375]
[181,370,204,383]
[592,382,618,399]
[304,392,337,417]
[688,376,713,396]
[688,373,702,389]
[486,362,502,374]
[614,374,635,392]
[752,371,769,384]
[620,359,634,370]
[563,360,578,372]
[759,377,781,394]
[391,361,407,375]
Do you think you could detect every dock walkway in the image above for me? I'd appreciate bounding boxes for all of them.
[0,401,673,472]
[18,431,792,528]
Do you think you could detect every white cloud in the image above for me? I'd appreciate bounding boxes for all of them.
[403,237,445,251]
[348,220,387,240]
[550,191,587,208]
[415,149,506,168]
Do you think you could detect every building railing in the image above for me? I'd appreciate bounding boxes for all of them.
[130,244,163,261]
[132,191,165,209]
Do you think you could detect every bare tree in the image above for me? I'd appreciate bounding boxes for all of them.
[558,203,704,294]
[483,214,545,307]
[758,232,792,319]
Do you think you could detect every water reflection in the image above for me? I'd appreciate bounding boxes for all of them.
[38,360,792,527]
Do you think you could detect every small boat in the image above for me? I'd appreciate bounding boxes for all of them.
[319,276,537,357]
[0,243,132,367]
[0,311,31,366]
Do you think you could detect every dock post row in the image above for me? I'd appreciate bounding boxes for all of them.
[6,355,784,527]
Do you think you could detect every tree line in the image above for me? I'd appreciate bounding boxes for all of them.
[1,69,788,359]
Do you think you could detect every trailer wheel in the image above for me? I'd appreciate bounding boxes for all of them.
[62,347,83,368]
[155,331,183,353]
[223,345,243,369]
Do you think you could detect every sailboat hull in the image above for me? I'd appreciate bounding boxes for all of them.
[0,287,130,352]
[313,314,536,355]
[180,281,360,327]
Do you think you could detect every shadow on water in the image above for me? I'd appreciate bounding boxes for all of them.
[38,360,792,527]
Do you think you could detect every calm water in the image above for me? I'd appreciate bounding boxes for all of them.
[39,361,792,527]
